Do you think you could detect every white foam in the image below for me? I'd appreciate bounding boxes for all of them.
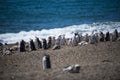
[0,22,120,44]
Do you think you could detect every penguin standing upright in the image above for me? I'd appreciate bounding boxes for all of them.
[84,33,89,42]
[89,33,96,44]
[29,39,36,51]
[35,37,42,49]
[42,39,47,49]
[19,40,25,52]
[114,29,118,40]
[42,54,51,69]
[105,32,110,41]
[47,36,52,49]
[111,29,119,41]
[99,31,104,42]
[0,43,3,53]
[72,34,77,46]
[51,37,55,46]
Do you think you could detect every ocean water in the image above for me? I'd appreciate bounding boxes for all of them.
[0,0,120,43]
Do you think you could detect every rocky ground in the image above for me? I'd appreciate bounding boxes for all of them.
[0,41,120,80]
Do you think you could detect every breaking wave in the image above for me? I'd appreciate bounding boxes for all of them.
[0,22,120,44]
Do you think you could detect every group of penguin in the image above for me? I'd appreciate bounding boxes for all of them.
[19,36,52,52]
[19,29,119,52]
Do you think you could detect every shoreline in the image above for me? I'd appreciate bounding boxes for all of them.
[0,22,120,44]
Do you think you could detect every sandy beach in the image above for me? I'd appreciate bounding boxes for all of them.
[0,40,120,80]
[0,0,120,79]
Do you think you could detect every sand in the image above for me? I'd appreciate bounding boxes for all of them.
[0,41,120,80]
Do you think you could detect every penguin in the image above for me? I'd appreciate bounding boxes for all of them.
[105,31,110,41]
[114,29,118,40]
[0,42,3,53]
[99,31,104,42]
[47,36,52,49]
[42,39,47,49]
[29,39,36,51]
[35,37,42,49]
[19,40,25,52]
[42,54,51,69]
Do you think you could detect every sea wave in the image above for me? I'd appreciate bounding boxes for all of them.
[0,22,120,44]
